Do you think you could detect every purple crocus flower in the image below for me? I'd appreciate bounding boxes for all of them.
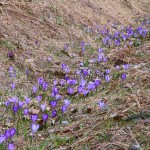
[68,87,74,95]
[83,89,89,96]
[87,82,95,91]
[9,97,18,103]
[105,75,110,83]
[23,109,29,116]
[8,51,14,60]
[42,82,48,91]
[5,128,16,139]
[8,142,15,150]
[42,114,48,122]
[116,65,120,70]
[55,94,62,100]
[121,73,127,81]
[61,105,67,113]
[40,103,46,112]
[31,124,39,135]
[98,101,106,109]
[51,110,57,118]
[18,101,24,108]
[82,68,89,77]
[80,78,87,87]
[98,48,103,53]
[60,80,65,86]
[64,75,69,81]
[105,69,110,74]
[94,79,101,87]
[31,114,38,123]
[38,77,44,86]
[25,97,31,105]
[25,69,29,75]
[0,134,6,144]
[50,100,57,109]
[32,86,37,94]
[4,101,10,107]
[53,80,58,86]
[61,63,67,71]
[12,105,19,114]
[122,64,129,70]
[10,128,16,138]
[103,57,108,63]
[67,79,77,86]
[10,83,15,91]
[78,86,83,94]
[36,95,42,103]
[52,86,58,96]
[64,99,70,107]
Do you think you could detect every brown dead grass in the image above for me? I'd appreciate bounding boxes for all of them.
[0,0,150,149]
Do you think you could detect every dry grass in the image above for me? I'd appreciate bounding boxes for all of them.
[0,0,150,150]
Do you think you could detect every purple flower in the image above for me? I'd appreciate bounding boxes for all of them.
[87,82,95,91]
[53,80,58,86]
[5,128,16,139]
[79,78,87,87]
[25,69,29,75]
[4,101,10,107]
[10,83,15,91]
[60,80,65,86]
[18,101,24,108]
[52,86,58,96]
[36,95,42,103]
[9,97,18,103]
[98,101,106,109]
[23,109,29,116]
[42,82,48,91]
[32,86,37,94]
[121,73,126,81]
[98,48,103,53]
[62,63,67,71]
[55,94,62,100]
[42,114,48,122]
[0,134,6,144]
[47,57,52,62]
[8,51,14,60]
[50,100,57,109]
[82,68,89,77]
[51,110,57,118]
[122,64,129,70]
[94,79,101,87]
[40,103,46,112]
[31,124,39,134]
[67,79,77,86]
[83,89,89,96]
[8,142,15,150]
[105,75,110,83]
[31,114,38,123]
[103,57,108,62]
[12,105,19,114]
[64,99,70,107]
[116,65,120,70]
[61,105,67,113]
[25,97,31,105]
[38,77,44,86]
[64,75,69,81]
[105,69,110,74]
[68,87,74,95]
[10,128,16,138]
[78,86,83,94]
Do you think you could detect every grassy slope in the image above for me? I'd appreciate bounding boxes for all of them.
[0,0,150,150]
